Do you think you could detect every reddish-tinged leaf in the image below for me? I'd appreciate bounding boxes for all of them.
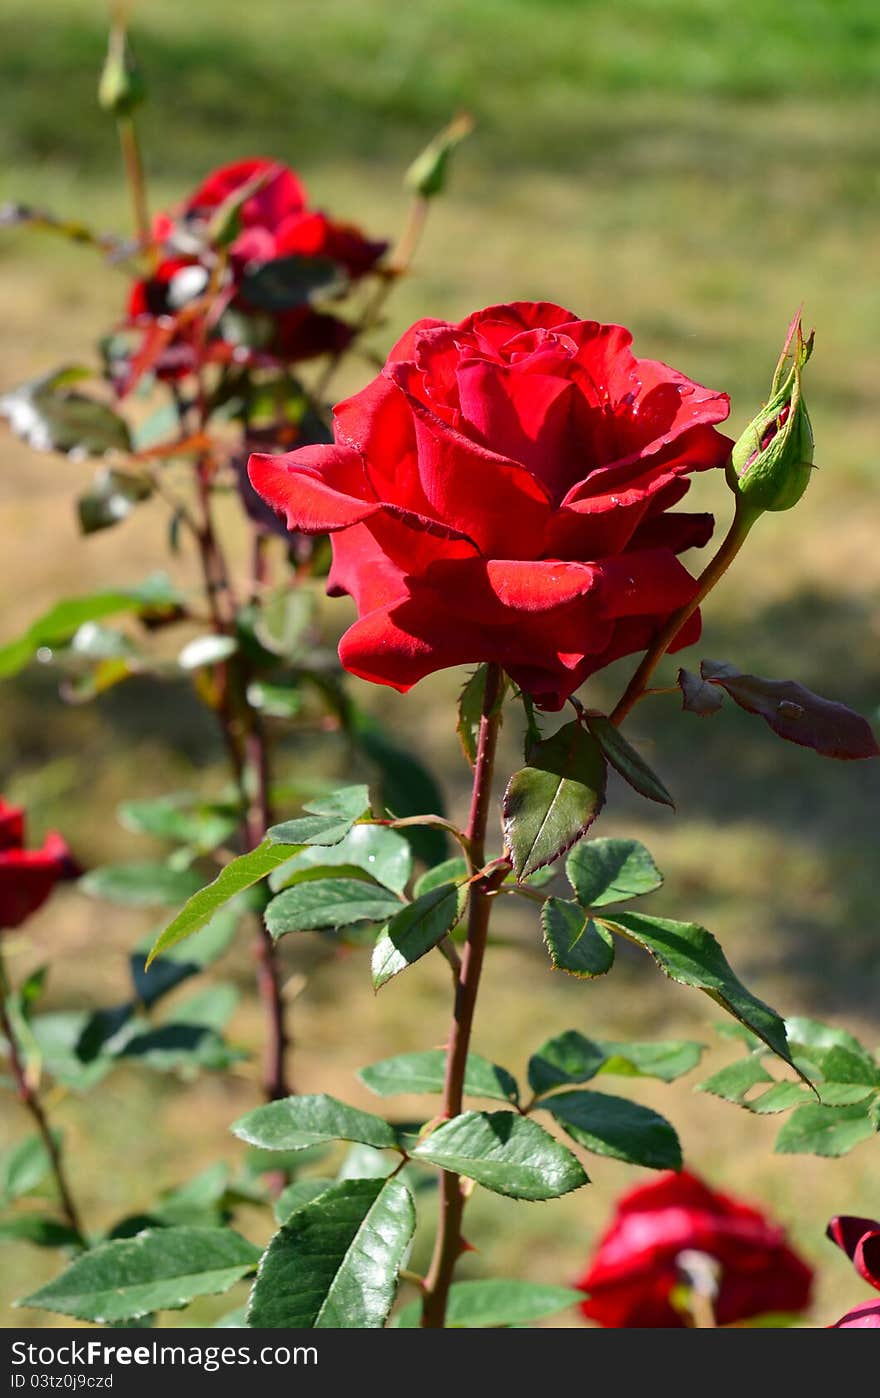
[700,660,879,761]
[678,667,724,716]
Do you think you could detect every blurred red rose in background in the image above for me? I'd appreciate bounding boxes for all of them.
[249,301,732,708]
[576,1170,813,1327]
[124,157,387,385]
[0,797,77,930]
[827,1215,880,1328]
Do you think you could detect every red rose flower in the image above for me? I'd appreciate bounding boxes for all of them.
[0,797,77,930]
[125,158,386,382]
[575,1170,813,1327]
[248,302,732,709]
[827,1215,880,1328]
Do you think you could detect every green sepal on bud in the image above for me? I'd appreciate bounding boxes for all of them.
[405,113,474,199]
[98,15,147,117]
[726,313,815,515]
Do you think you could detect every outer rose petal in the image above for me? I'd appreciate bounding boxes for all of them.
[826,1216,880,1290]
[248,445,379,532]
[831,1300,880,1328]
[326,523,408,614]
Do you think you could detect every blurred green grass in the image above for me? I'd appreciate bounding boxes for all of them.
[2,0,880,1328]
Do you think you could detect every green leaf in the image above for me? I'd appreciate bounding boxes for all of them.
[566,837,663,907]
[457,665,493,765]
[79,862,205,908]
[178,635,239,670]
[747,1082,810,1114]
[775,1101,879,1157]
[253,587,315,660]
[541,899,614,978]
[352,709,448,865]
[273,1179,336,1225]
[371,883,466,989]
[359,1051,519,1105]
[503,721,606,879]
[410,1111,589,1200]
[1,369,132,457]
[146,840,300,965]
[303,785,371,820]
[152,1165,231,1229]
[77,467,152,535]
[698,1055,775,1103]
[394,1279,584,1328]
[0,1136,56,1206]
[0,1215,81,1249]
[164,985,238,1032]
[119,795,239,852]
[131,901,241,1008]
[269,825,412,895]
[528,1032,606,1096]
[543,1090,681,1170]
[785,1017,879,1083]
[266,878,403,940]
[585,714,674,807]
[413,858,468,897]
[17,1227,260,1323]
[596,1039,706,1083]
[28,1012,114,1092]
[246,1177,414,1329]
[266,814,360,847]
[237,255,348,312]
[600,911,798,1073]
[246,681,302,719]
[0,576,182,680]
[232,1094,397,1153]
[118,1024,245,1073]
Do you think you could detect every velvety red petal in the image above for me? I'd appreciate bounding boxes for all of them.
[454,357,577,500]
[248,445,378,532]
[326,523,408,614]
[831,1300,880,1328]
[186,158,307,227]
[827,1216,880,1290]
[333,372,435,518]
[627,510,714,555]
[389,362,552,558]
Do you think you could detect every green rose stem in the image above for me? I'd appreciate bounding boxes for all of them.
[421,662,506,1328]
[117,116,150,248]
[0,944,84,1240]
[99,12,150,249]
[185,369,292,1114]
[610,495,760,728]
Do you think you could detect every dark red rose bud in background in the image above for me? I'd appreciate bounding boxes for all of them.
[249,301,732,708]
[0,797,77,931]
[575,1170,813,1327]
[827,1214,880,1328]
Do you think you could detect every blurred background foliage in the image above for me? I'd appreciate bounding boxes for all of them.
[1,0,879,1326]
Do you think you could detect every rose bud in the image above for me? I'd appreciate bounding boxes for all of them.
[405,114,475,199]
[98,17,147,118]
[726,313,814,515]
